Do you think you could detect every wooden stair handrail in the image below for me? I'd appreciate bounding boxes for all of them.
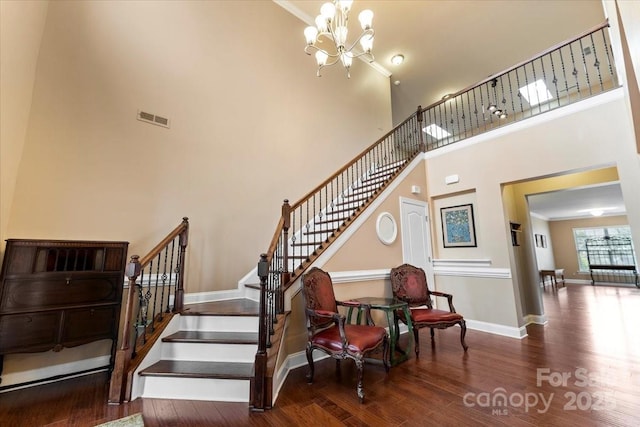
[108,217,189,404]
[289,113,420,211]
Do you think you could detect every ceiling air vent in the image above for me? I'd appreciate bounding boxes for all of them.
[137,110,170,129]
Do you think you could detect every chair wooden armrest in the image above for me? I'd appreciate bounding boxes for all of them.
[338,300,374,325]
[428,290,457,313]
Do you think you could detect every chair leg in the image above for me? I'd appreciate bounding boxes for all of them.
[382,334,390,373]
[459,320,469,351]
[355,358,365,403]
[413,327,420,357]
[430,327,435,341]
[305,346,314,383]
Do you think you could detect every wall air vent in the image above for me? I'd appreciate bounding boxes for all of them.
[137,110,170,129]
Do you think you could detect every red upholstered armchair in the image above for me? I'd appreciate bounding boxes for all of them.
[390,264,468,355]
[301,267,389,402]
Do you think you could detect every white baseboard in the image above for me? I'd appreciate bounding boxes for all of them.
[524,314,548,326]
[465,319,527,339]
[0,355,110,391]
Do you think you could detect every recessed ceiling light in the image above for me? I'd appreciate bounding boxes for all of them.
[391,54,404,65]
[576,207,617,216]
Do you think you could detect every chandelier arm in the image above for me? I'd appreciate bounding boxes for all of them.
[347,50,375,62]
[304,43,342,59]
[344,28,375,53]
[322,55,343,68]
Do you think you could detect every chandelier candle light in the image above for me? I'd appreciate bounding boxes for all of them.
[304,0,374,78]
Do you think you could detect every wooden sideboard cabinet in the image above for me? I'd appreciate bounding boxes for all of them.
[0,239,128,385]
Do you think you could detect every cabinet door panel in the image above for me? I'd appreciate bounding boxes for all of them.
[0,312,61,353]
[1,275,121,312]
[62,306,118,346]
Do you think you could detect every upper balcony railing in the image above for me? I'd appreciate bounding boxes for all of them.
[419,21,618,150]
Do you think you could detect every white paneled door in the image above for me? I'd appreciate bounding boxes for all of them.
[400,197,435,287]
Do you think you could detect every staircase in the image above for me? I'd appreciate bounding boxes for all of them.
[133,160,411,402]
[277,159,411,278]
[132,300,260,402]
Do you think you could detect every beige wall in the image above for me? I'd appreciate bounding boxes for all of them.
[425,95,640,325]
[0,0,49,253]
[531,215,554,271]
[4,1,392,294]
[613,0,640,154]
[549,214,629,281]
[0,1,391,386]
[322,162,427,272]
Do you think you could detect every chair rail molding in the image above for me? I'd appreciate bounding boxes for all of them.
[432,258,511,279]
[329,269,390,283]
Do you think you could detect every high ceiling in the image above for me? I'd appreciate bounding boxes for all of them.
[278,0,625,220]
[280,0,607,122]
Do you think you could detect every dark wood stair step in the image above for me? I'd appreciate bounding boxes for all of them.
[315,217,347,225]
[139,360,254,380]
[162,330,258,344]
[348,187,377,197]
[182,298,259,316]
[323,207,359,216]
[376,162,405,172]
[303,229,335,236]
[289,255,312,260]
[367,169,396,179]
[291,240,326,246]
[336,195,370,206]
[351,180,386,192]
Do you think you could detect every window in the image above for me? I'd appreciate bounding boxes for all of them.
[573,226,633,272]
[518,79,553,106]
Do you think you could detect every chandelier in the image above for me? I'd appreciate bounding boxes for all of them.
[303,1,374,78]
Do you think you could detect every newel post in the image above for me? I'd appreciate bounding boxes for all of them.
[281,199,291,285]
[175,217,189,313]
[416,105,426,152]
[108,254,141,404]
[251,253,269,411]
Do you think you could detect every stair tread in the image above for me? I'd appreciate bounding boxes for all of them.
[291,241,325,246]
[163,330,258,344]
[140,360,254,379]
[182,298,259,316]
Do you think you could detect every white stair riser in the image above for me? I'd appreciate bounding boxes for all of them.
[161,342,257,362]
[243,286,261,301]
[179,315,258,332]
[141,376,250,402]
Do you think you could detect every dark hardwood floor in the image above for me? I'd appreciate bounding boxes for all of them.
[1,284,639,426]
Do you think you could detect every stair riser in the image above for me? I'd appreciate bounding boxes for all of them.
[140,376,250,402]
[179,315,258,332]
[161,342,258,363]
[243,286,261,301]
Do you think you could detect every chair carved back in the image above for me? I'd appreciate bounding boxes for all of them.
[302,267,338,329]
[390,264,432,309]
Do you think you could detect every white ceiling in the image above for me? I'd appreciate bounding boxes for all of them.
[528,183,627,221]
[278,1,626,221]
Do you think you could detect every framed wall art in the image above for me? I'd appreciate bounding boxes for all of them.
[440,204,477,248]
